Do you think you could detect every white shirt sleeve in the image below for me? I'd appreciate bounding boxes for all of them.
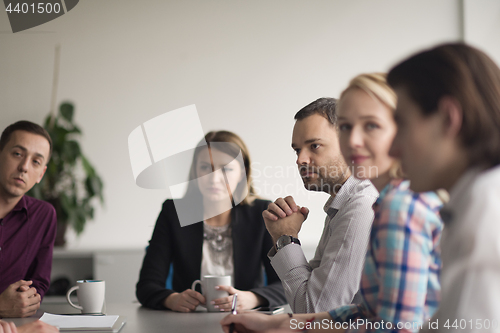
[270,192,376,313]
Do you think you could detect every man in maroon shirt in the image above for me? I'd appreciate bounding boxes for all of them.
[0,121,56,318]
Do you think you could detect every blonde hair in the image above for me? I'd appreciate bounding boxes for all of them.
[339,73,396,110]
[338,73,404,179]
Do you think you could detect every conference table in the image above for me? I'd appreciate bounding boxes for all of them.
[7,301,236,333]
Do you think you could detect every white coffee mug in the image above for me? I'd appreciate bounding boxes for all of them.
[66,280,106,314]
[191,275,231,312]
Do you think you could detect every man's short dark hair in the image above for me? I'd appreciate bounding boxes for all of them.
[0,121,53,161]
[294,97,338,126]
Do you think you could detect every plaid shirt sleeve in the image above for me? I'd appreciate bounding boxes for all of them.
[329,185,442,333]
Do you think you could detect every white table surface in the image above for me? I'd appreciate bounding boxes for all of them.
[7,301,232,333]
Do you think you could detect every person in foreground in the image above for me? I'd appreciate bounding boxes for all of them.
[0,320,58,333]
[221,73,444,333]
[0,121,57,318]
[387,43,500,332]
[136,131,286,312]
[263,98,378,313]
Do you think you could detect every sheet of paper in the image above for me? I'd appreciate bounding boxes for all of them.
[40,313,119,329]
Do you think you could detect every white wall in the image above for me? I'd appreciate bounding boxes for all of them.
[464,0,500,65]
[0,0,479,251]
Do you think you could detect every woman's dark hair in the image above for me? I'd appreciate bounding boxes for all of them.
[387,42,500,167]
[183,130,257,205]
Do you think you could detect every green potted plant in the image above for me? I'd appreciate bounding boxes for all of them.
[28,102,104,246]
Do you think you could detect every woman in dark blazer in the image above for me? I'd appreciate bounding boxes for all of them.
[136,131,286,312]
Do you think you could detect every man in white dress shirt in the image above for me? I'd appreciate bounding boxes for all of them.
[263,98,378,313]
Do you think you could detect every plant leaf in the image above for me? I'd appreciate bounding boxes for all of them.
[33,102,105,237]
[85,175,103,199]
[81,155,95,177]
[68,125,82,134]
[62,140,81,164]
[74,207,87,235]
[59,103,74,122]
[51,126,70,149]
[58,193,73,223]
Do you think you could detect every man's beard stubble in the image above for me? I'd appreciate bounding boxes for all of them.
[299,157,350,195]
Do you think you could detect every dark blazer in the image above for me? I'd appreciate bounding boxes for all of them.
[136,199,286,310]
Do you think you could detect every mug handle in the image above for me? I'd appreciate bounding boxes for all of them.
[191,280,202,293]
[66,286,83,310]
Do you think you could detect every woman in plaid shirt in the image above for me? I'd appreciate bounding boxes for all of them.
[326,73,444,333]
[220,73,444,333]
